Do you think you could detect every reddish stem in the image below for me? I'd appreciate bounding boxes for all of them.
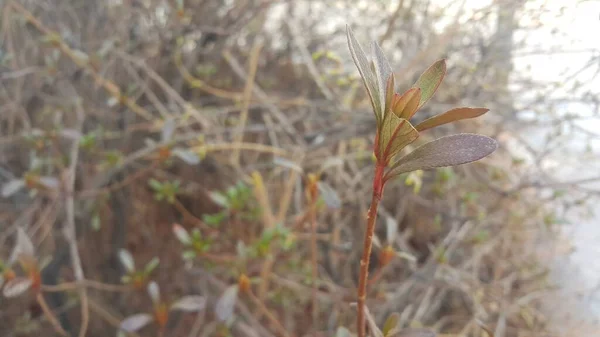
[357,162,385,337]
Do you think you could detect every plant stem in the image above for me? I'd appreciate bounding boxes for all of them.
[357,163,385,337]
[36,293,68,336]
[309,189,319,332]
[247,289,291,337]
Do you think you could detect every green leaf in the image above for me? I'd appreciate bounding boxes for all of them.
[383,313,400,337]
[148,179,162,191]
[387,134,497,179]
[414,107,489,132]
[412,59,446,110]
[392,88,421,120]
[347,26,382,124]
[144,257,160,275]
[378,115,419,162]
[91,213,101,231]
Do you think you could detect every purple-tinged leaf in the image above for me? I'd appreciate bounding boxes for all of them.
[2,179,25,197]
[346,26,382,124]
[172,223,192,245]
[412,59,446,110]
[118,249,135,273]
[3,277,32,298]
[215,285,239,322]
[372,40,393,116]
[387,134,497,179]
[415,107,489,132]
[9,227,35,264]
[378,115,419,162]
[170,295,206,312]
[393,88,422,120]
[120,313,153,332]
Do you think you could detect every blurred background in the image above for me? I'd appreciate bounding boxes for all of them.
[1,0,599,336]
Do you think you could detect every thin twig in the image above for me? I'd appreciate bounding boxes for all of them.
[232,40,263,166]
[8,1,153,120]
[63,98,89,337]
[247,289,291,337]
[41,279,130,293]
[222,50,305,146]
[36,293,68,336]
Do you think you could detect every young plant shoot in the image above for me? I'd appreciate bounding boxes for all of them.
[346,25,497,337]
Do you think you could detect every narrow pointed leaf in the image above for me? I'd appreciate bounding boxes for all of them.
[172,223,192,245]
[3,277,32,298]
[147,281,160,304]
[372,40,393,116]
[347,26,381,123]
[9,227,35,264]
[384,75,396,120]
[385,216,398,245]
[317,181,341,209]
[120,313,153,332]
[387,134,497,179]
[383,312,400,337]
[2,179,25,197]
[378,115,419,162]
[393,88,422,120]
[412,59,446,110]
[144,257,160,275]
[171,295,206,312]
[415,107,489,132]
[215,285,239,322]
[173,148,201,165]
[118,249,135,273]
[39,177,59,190]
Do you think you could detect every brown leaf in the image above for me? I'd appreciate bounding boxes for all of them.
[392,88,421,120]
[415,107,489,132]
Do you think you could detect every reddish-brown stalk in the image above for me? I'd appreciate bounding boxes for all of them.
[357,162,385,337]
